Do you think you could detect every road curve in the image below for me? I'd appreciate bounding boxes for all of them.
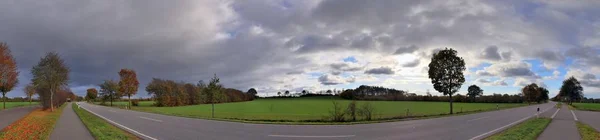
[77,102,555,140]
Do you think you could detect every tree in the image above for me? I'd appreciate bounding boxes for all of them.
[467,85,483,102]
[522,83,540,104]
[99,80,120,106]
[302,90,307,95]
[0,43,19,110]
[205,74,223,118]
[31,52,69,111]
[538,87,549,103]
[428,48,466,114]
[277,91,281,96]
[247,88,258,98]
[326,90,333,95]
[347,101,357,121]
[284,90,290,96]
[86,88,98,102]
[118,69,139,109]
[559,77,584,105]
[24,84,36,105]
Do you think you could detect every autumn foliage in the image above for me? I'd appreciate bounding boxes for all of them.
[0,105,65,139]
[118,69,139,108]
[146,78,254,107]
[86,88,98,101]
[0,42,19,109]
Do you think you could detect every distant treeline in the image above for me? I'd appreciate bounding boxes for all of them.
[340,85,524,103]
[145,78,254,107]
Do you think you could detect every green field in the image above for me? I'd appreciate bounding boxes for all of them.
[485,118,551,140]
[1,102,38,110]
[571,103,600,111]
[98,97,525,123]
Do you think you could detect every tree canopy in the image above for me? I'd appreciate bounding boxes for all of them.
[99,80,120,106]
[467,85,483,99]
[118,69,139,109]
[558,77,583,104]
[86,88,98,101]
[31,52,70,111]
[0,42,19,109]
[428,48,466,114]
[522,83,549,104]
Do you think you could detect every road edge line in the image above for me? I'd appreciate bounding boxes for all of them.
[77,103,158,140]
[571,110,578,121]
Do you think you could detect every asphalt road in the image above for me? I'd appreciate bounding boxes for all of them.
[78,102,555,140]
[0,106,37,130]
[50,103,94,140]
[574,109,600,132]
[538,105,580,140]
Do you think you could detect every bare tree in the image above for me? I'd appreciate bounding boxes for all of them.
[359,102,375,121]
[328,101,346,122]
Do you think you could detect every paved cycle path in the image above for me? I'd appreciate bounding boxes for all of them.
[50,103,94,140]
[538,105,580,140]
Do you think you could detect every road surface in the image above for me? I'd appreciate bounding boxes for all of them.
[77,102,556,140]
[574,109,600,132]
[538,105,580,140]
[50,103,94,140]
[0,106,37,130]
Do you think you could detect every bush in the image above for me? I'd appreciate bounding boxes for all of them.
[328,101,346,122]
[131,100,139,106]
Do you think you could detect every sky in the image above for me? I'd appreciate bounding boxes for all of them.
[1,0,600,98]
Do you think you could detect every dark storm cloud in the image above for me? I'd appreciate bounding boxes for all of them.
[364,67,395,75]
[0,0,301,96]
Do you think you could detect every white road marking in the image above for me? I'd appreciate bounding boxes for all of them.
[467,116,490,122]
[268,135,356,138]
[139,116,163,122]
[78,103,157,140]
[571,110,578,121]
[551,109,560,119]
[469,105,553,140]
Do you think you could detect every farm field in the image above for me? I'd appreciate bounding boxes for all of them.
[571,103,600,111]
[1,102,38,110]
[98,97,526,122]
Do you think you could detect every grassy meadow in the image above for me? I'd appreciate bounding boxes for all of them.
[571,103,600,111]
[1,102,38,110]
[98,97,526,123]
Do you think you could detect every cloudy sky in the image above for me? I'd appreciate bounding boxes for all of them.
[2,0,600,98]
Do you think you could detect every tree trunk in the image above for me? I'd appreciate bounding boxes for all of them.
[50,88,55,112]
[29,95,32,105]
[449,93,453,114]
[128,94,131,109]
[2,92,5,110]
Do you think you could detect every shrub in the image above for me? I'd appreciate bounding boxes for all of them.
[131,100,139,106]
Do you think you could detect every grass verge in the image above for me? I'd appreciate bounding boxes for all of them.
[576,121,600,140]
[556,102,562,108]
[0,104,66,140]
[72,103,139,140]
[485,118,551,140]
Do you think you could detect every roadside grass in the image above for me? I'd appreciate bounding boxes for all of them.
[572,103,600,111]
[1,102,38,110]
[556,102,562,108]
[72,103,139,140]
[0,104,66,140]
[576,121,600,140]
[98,97,527,124]
[485,118,551,140]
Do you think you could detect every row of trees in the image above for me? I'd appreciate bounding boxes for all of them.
[339,85,524,103]
[145,75,254,107]
[521,83,549,104]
